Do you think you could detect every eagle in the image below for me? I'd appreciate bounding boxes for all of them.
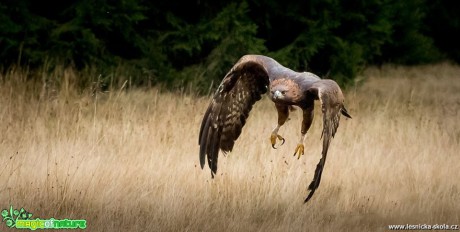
[198,55,351,203]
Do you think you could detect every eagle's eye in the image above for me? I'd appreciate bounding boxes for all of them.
[270,91,274,94]
[281,91,286,95]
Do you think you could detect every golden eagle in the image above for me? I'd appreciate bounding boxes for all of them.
[199,55,351,203]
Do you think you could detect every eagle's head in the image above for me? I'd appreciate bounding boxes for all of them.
[269,79,302,104]
[270,85,291,103]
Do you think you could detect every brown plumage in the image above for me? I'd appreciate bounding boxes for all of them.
[198,55,351,203]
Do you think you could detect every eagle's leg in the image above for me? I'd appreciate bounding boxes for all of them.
[294,105,314,159]
[271,104,289,149]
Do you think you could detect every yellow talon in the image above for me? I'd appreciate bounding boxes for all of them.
[293,144,304,159]
[270,134,276,146]
[270,134,285,149]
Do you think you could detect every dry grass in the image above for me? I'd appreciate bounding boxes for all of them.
[0,63,459,231]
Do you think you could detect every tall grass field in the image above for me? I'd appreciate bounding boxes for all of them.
[1,63,459,231]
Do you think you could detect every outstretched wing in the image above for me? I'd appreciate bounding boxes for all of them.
[199,58,270,177]
[304,80,351,203]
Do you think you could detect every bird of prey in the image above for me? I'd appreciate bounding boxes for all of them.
[198,55,351,203]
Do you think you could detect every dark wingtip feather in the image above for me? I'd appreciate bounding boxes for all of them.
[208,127,221,177]
[341,106,352,118]
[199,114,213,169]
[304,173,320,203]
[211,171,215,178]
[199,147,206,169]
[304,190,316,203]
[304,152,327,203]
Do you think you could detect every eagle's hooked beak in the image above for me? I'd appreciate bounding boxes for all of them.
[274,90,283,99]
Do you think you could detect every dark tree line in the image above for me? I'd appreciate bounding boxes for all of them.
[0,0,459,91]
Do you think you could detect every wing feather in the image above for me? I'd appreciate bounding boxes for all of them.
[304,80,351,203]
[199,59,269,177]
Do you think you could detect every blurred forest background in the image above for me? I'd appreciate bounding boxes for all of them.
[0,0,459,92]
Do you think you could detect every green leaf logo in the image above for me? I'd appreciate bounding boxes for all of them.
[2,205,34,228]
[6,219,13,227]
[1,209,8,218]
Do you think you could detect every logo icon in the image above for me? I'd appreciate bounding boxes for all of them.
[2,206,33,228]
[2,206,86,230]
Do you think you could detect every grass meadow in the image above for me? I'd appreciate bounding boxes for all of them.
[0,63,459,231]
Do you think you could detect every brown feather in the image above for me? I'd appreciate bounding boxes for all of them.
[198,59,269,177]
[304,80,351,203]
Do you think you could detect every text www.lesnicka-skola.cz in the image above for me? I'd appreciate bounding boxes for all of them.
[388,224,459,230]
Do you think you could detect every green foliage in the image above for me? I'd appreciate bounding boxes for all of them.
[0,0,457,92]
[49,0,150,67]
[0,1,53,65]
[266,0,441,83]
[425,0,460,63]
[379,0,442,64]
[329,38,365,85]
[158,2,265,91]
